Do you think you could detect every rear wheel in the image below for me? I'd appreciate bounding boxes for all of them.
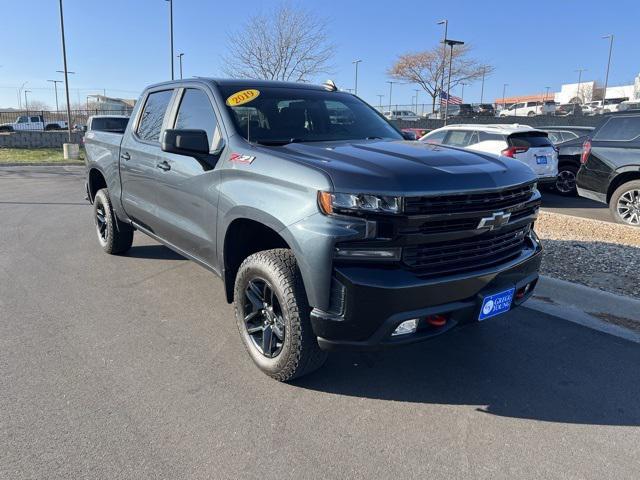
[554,163,579,196]
[234,249,327,381]
[527,111,535,117]
[609,180,640,227]
[93,188,134,253]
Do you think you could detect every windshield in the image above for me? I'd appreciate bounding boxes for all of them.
[218,86,402,144]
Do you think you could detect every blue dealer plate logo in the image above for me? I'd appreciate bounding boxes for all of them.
[478,288,515,321]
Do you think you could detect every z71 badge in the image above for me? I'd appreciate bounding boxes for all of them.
[229,152,256,164]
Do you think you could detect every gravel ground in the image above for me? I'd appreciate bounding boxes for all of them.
[536,211,640,299]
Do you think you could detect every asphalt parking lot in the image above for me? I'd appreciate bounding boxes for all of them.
[1,166,639,479]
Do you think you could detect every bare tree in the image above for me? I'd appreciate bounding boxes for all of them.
[222,3,334,82]
[388,45,494,112]
[25,100,51,111]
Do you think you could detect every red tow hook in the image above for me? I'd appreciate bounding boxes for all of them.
[426,314,447,327]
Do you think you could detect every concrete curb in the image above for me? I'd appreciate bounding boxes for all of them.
[525,275,640,343]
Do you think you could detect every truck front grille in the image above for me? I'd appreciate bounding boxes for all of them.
[404,183,536,215]
[402,224,531,276]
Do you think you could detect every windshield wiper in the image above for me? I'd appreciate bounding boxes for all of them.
[254,138,303,146]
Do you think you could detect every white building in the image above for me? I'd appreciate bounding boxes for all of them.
[555,73,640,104]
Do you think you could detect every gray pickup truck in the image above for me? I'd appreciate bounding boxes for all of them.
[85,78,542,381]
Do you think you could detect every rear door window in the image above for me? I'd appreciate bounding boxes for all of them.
[444,130,474,147]
[136,90,173,142]
[478,131,505,142]
[30,116,41,123]
[422,130,447,144]
[508,132,553,148]
[594,116,640,141]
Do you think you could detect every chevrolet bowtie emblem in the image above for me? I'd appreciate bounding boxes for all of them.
[477,211,511,230]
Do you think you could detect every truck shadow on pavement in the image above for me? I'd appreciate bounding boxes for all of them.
[295,312,640,426]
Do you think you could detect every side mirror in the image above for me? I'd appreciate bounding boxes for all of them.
[161,129,210,155]
[401,131,417,141]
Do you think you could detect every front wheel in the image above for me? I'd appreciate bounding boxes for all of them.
[93,188,134,253]
[554,164,579,196]
[609,180,640,227]
[234,249,327,381]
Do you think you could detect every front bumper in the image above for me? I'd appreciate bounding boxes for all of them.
[536,175,558,185]
[311,237,542,351]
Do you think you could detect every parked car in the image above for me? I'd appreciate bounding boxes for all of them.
[443,103,476,118]
[474,104,495,116]
[597,97,629,114]
[84,78,542,381]
[499,101,542,117]
[581,101,602,116]
[541,100,557,115]
[618,100,640,113]
[555,103,583,116]
[420,124,558,185]
[401,127,431,140]
[383,110,420,121]
[0,114,68,132]
[87,115,130,134]
[577,113,640,226]
[537,126,595,145]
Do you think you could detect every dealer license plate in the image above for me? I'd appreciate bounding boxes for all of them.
[478,288,515,321]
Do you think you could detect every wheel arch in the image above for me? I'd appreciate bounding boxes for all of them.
[607,169,640,203]
[88,168,108,203]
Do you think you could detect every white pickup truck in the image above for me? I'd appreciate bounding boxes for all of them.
[0,115,68,132]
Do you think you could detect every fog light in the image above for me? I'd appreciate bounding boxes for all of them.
[392,319,418,336]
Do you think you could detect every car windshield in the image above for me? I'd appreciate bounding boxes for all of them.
[218,86,402,144]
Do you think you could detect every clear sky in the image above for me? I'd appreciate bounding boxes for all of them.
[0,0,638,110]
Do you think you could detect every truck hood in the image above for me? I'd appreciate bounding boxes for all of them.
[267,139,537,195]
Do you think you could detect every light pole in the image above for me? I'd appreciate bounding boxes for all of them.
[414,88,420,113]
[480,67,486,104]
[386,81,397,115]
[544,86,550,101]
[57,0,73,142]
[437,19,448,118]
[177,52,184,79]
[460,82,468,102]
[574,68,587,113]
[166,0,174,80]
[48,80,63,112]
[377,94,384,108]
[602,34,614,108]
[352,59,362,96]
[24,90,31,112]
[17,81,28,109]
[502,83,508,112]
[443,39,464,125]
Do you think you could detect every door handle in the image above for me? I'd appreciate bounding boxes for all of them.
[120,152,130,161]
[156,160,171,171]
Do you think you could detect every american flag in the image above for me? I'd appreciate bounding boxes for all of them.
[440,91,463,106]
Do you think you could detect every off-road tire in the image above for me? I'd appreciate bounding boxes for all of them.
[93,188,134,254]
[234,249,327,381]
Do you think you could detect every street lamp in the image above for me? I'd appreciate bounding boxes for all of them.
[480,67,486,104]
[48,79,63,112]
[17,81,28,110]
[437,19,448,118]
[166,0,174,80]
[352,59,362,96]
[502,83,508,112]
[414,89,420,113]
[177,52,184,79]
[386,81,398,115]
[544,86,550,101]
[443,39,464,125]
[460,82,468,102]
[57,0,73,141]
[24,90,31,112]
[377,94,384,108]
[574,68,587,113]
[602,34,614,109]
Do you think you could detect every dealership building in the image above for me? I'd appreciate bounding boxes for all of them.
[496,72,640,106]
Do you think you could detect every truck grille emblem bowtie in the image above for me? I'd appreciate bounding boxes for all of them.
[477,211,511,230]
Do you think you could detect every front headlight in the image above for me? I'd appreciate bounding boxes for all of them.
[318,191,402,215]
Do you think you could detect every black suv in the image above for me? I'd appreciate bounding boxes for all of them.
[577,113,640,226]
[445,103,476,118]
